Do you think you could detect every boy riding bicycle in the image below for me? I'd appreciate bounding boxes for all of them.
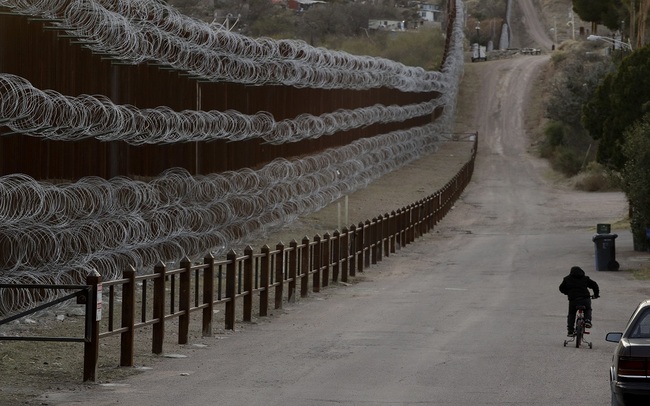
[559,266,600,336]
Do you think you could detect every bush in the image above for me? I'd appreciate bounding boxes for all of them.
[573,162,619,191]
[541,41,613,183]
[538,121,563,158]
[622,114,650,251]
[573,172,609,191]
[631,214,650,252]
[551,146,582,176]
[336,27,445,70]
[545,121,565,146]
[538,122,584,176]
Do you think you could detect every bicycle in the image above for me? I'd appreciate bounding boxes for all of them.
[563,296,597,349]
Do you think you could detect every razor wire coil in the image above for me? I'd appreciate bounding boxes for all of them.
[0,0,467,314]
[1,0,450,92]
[0,73,447,145]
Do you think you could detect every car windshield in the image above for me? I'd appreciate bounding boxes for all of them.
[629,308,650,338]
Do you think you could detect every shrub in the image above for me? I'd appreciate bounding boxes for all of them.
[622,114,650,251]
[552,146,582,176]
[573,172,607,191]
[573,162,619,191]
[545,121,565,146]
[538,121,563,158]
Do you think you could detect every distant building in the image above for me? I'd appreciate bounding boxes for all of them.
[369,19,407,31]
[417,2,442,22]
[287,0,326,11]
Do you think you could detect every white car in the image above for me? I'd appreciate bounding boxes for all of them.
[606,299,650,405]
[471,43,487,62]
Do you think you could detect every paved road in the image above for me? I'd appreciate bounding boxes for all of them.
[43,52,650,406]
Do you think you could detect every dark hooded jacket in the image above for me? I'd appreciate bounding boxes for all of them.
[559,266,599,300]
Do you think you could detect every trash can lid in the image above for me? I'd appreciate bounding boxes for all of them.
[597,224,611,234]
[592,233,618,241]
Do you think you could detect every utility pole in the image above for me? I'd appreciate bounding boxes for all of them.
[568,8,575,40]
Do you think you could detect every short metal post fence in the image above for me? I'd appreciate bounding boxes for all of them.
[225,251,237,330]
[349,225,356,277]
[179,257,191,345]
[376,217,383,262]
[152,261,166,354]
[313,234,322,293]
[418,201,424,236]
[300,236,310,298]
[322,233,331,287]
[275,242,285,309]
[398,208,406,249]
[371,218,378,265]
[342,227,350,281]
[243,246,254,322]
[390,211,397,253]
[120,266,136,367]
[83,270,101,382]
[383,213,390,257]
[356,222,364,272]
[332,230,340,283]
[288,240,298,303]
[364,220,371,268]
[0,134,477,383]
[260,245,270,317]
[408,204,418,243]
[202,254,215,337]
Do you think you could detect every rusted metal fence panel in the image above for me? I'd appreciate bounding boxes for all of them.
[0,12,440,181]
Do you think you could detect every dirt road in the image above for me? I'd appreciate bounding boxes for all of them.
[514,0,554,49]
[15,2,650,405]
[39,39,650,406]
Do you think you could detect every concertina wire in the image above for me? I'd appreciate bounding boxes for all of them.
[0,0,466,313]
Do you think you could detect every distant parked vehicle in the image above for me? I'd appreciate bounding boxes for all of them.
[521,47,541,55]
[471,43,487,62]
[606,299,650,405]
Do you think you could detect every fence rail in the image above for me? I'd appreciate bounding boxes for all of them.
[0,274,101,381]
[0,136,475,381]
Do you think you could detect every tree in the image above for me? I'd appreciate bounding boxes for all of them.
[622,113,650,251]
[582,44,650,170]
[541,44,614,176]
[573,0,625,33]
[245,0,296,38]
[546,45,613,131]
[296,2,400,46]
[617,0,650,48]
[637,0,650,47]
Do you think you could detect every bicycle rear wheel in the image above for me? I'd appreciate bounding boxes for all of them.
[575,324,583,348]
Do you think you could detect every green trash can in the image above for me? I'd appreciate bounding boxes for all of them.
[593,233,619,271]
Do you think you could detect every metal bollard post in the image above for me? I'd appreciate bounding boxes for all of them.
[83,269,101,382]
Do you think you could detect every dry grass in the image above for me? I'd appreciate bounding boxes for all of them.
[631,266,650,280]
